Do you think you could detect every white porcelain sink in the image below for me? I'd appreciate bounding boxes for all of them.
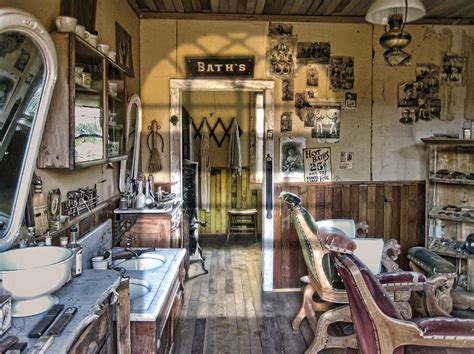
[113,253,165,271]
[129,278,151,300]
[0,247,73,317]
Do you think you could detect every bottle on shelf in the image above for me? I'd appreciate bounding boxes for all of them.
[145,175,155,206]
[32,176,49,236]
[135,180,146,209]
[67,224,83,278]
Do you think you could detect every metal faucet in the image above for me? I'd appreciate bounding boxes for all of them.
[27,227,37,247]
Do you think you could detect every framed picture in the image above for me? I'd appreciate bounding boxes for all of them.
[61,0,97,32]
[116,22,134,77]
[280,136,305,181]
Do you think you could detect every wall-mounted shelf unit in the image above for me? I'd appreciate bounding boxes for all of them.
[422,137,474,304]
[38,32,127,169]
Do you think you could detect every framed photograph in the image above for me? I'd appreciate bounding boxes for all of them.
[415,63,439,99]
[61,0,97,32]
[268,23,293,36]
[305,88,318,102]
[329,56,354,91]
[307,65,319,86]
[340,151,353,169]
[303,147,332,182]
[280,112,292,133]
[398,82,417,107]
[441,53,465,86]
[399,108,416,125]
[297,42,330,65]
[344,92,357,110]
[116,22,134,77]
[282,79,294,101]
[267,36,297,79]
[313,104,341,143]
[280,136,305,181]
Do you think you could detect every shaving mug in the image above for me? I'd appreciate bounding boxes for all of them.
[92,256,108,270]
[75,24,85,37]
[55,16,77,32]
[96,43,109,55]
[108,51,117,62]
[87,34,97,47]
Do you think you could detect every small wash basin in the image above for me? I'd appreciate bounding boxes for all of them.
[129,278,151,300]
[113,253,165,271]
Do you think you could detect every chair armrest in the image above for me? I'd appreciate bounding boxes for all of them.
[377,271,427,288]
[381,239,401,272]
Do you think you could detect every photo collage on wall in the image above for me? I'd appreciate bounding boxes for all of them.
[398,63,441,124]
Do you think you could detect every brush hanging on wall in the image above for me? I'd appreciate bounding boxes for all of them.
[147,120,164,172]
[191,116,243,147]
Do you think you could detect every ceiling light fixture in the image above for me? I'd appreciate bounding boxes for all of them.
[365,0,426,66]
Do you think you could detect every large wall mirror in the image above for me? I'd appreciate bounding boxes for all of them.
[119,93,142,192]
[0,8,57,251]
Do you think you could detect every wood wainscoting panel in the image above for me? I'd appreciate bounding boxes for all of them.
[274,181,425,289]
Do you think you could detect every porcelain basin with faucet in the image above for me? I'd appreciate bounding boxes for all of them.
[0,247,73,317]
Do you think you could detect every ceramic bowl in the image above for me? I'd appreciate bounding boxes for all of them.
[0,247,73,317]
[96,43,109,55]
[92,256,108,270]
[55,16,77,32]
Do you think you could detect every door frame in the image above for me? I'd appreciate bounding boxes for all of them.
[169,79,275,291]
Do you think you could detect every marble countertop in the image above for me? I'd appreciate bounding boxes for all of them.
[7,269,121,353]
[113,247,186,322]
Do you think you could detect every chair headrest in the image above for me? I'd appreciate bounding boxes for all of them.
[318,226,357,254]
[279,192,301,207]
[316,219,356,238]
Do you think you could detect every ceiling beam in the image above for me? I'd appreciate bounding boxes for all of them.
[137,11,474,25]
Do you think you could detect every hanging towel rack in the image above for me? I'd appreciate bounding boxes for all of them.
[191,116,243,148]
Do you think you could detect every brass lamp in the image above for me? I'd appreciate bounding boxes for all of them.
[365,0,426,66]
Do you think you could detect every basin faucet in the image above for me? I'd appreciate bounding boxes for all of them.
[27,227,37,247]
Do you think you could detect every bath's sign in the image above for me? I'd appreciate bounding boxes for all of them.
[186,57,254,78]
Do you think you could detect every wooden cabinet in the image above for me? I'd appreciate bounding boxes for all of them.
[423,138,474,305]
[114,204,183,248]
[130,261,185,354]
[38,32,127,169]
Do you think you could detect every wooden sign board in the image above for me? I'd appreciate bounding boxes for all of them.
[186,57,254,78]
[303,147,332,182]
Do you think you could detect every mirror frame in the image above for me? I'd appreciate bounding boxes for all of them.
[0,8,57,251]
[119,93,142,192]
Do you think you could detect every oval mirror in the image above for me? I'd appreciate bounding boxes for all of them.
[119,94,142,192]
[0,8,57,251]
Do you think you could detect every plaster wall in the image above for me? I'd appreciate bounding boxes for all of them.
[140,20,474,183]
[0,0,140,208]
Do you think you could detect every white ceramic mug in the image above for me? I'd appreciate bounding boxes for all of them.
[83,30,91,40]
[75,24,85,37]
[55,16,77,32]
[88,34,97,47]
[96,43,109,55]
[108,51,117,62]
[92,256,108,270]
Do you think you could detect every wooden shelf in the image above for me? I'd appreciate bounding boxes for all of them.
[428,211,474,223]
[429,176,474,186]
[422,137,474,145]
[76,83,101,94]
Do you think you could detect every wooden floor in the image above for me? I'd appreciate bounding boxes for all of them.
[173,239,473,354]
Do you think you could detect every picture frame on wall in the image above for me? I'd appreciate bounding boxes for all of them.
[280,136,305,181]
[61,0,97,32]
[116,22,134,77]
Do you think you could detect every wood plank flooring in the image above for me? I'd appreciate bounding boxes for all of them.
[173,239,473,354]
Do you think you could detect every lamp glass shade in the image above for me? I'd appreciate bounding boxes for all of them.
[365,0,426,24]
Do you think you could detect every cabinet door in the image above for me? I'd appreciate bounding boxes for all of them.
[69,304,110,353]
[114,278,131,354]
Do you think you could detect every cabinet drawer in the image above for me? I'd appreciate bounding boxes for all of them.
[69,304,110,354]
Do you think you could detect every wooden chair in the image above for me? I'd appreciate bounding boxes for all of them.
[226,208,258,242]
[334,252,474,353]
[279,191,448,353]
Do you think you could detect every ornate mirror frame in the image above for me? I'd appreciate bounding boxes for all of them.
[0,8,57,251]
[119,93,142,192]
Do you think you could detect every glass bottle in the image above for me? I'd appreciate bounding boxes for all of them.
[135,180,146,209]
[67,225,83,277]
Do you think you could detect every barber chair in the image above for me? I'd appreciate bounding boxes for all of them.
[333,249,474,353]
[280,192,448,353]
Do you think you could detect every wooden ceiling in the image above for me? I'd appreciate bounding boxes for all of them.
[128,0,474,24]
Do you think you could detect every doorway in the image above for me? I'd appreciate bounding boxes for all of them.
[169,79,275,291]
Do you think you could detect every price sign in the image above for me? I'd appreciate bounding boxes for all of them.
[303,148,332,183]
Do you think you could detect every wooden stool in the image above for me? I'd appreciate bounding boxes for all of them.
[227,208,258,242]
